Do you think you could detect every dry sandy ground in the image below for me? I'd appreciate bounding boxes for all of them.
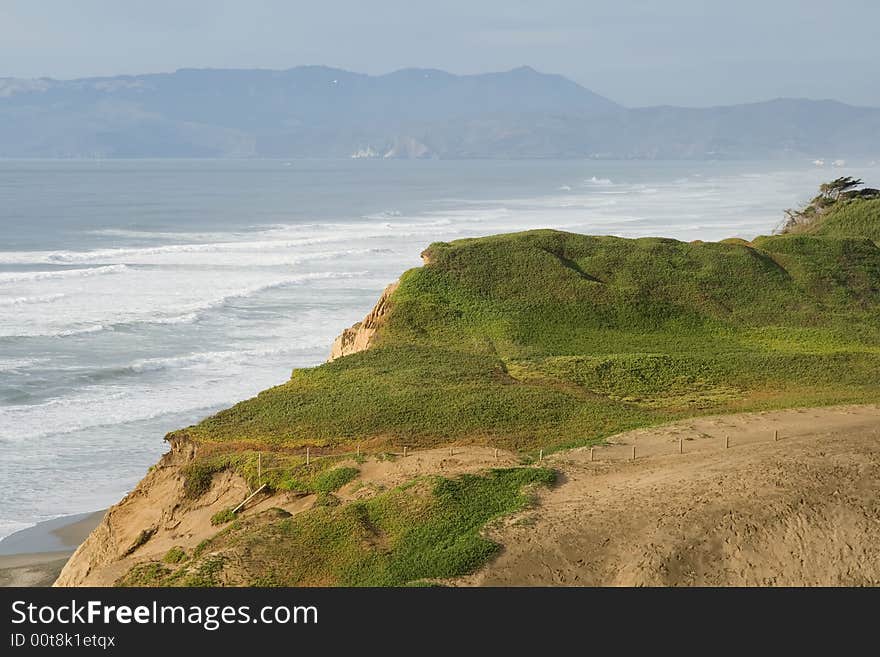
[454,404,880,586]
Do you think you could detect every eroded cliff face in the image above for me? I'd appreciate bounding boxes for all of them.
[54,436,250,586]
[328,281,399,361]
[57,279,405,586]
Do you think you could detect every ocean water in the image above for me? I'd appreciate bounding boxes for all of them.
[0,158,875,541]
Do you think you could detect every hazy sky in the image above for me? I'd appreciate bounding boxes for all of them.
[2,0,879,107]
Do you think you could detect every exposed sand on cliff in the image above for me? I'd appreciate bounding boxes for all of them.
[349,446,521,494]
[54,440,524,586]
[54,404,880,587]
[452,404,880,586]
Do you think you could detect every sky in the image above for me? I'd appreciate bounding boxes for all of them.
[2,0,879,108]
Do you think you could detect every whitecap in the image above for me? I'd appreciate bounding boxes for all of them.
[129,343,328,374]
[0,270,365,338]
[56,324,112,337]
[0,293,66,306]
[0,358,50,372]
[0,264,129,284]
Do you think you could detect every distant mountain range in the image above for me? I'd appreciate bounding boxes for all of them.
[2,65,879,159]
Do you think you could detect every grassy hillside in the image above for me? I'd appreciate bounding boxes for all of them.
[119,193,880,588]
[795,198,880,242]
[119,468,555,587]
[175,213,880,457]
[780,177,880,241]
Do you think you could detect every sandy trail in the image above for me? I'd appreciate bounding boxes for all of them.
[454,404,880,586]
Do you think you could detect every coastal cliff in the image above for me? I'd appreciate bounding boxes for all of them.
[55,436,241,586]
[56,277,407,586]
[328,281,398,361]
[54,193,880,586]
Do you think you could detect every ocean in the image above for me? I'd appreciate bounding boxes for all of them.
[0,158,875,541]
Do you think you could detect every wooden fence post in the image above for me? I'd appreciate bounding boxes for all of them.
[774,430,779,442]
[725,435,729,449]
[631,445,636,461]
[257,452,261,485]
[539,449,543,462]
[679,438,683,454]
[403,446,408,458]
[590,447,594,462]
[306,446,310,466]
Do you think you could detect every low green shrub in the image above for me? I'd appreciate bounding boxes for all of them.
[162,546,187,564]
[210,508,236,526]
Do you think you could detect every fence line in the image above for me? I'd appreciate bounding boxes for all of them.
[243,427,788,475]
[232,427,790,504]
[229,428,792,513]
[583,428,787,463]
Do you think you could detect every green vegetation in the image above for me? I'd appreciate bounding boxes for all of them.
[210,508,236,526]
[782,177,879,240]
[311,467,359,493]
[118,468,555,587]
[144,184,879,587]
[796,198,880,242]
[171,191,880,456]
[117,562,171,587]
[171,555,227,587]
[182,462,224,498]
[162,547,187,564]
[180,450,362,501]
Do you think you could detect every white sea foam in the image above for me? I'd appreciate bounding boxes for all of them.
[0,357,50,372]
[0,270,366,338]
[0,379,212,443]
[56,324,112,337]
[0,341,332,443]
[0,520,32,543]
[0,293,66,306]
[87,228,249,241]
[0,264,129,284]
[0,242,387,268]
[129,343,328,373]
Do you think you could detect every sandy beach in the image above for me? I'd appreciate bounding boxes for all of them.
[0,510,103,586]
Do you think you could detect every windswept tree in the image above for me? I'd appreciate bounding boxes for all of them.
[780,177,875,233]
[842,186,880,201]
[819,177,863,201]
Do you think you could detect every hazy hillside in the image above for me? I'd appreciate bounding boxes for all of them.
[2,66,879,159]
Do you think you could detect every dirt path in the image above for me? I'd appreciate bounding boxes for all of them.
[454,404,880,586]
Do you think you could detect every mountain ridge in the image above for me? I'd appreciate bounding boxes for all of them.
[2,65,879,159]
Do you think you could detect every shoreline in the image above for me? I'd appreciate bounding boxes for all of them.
[0,510,104,587]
